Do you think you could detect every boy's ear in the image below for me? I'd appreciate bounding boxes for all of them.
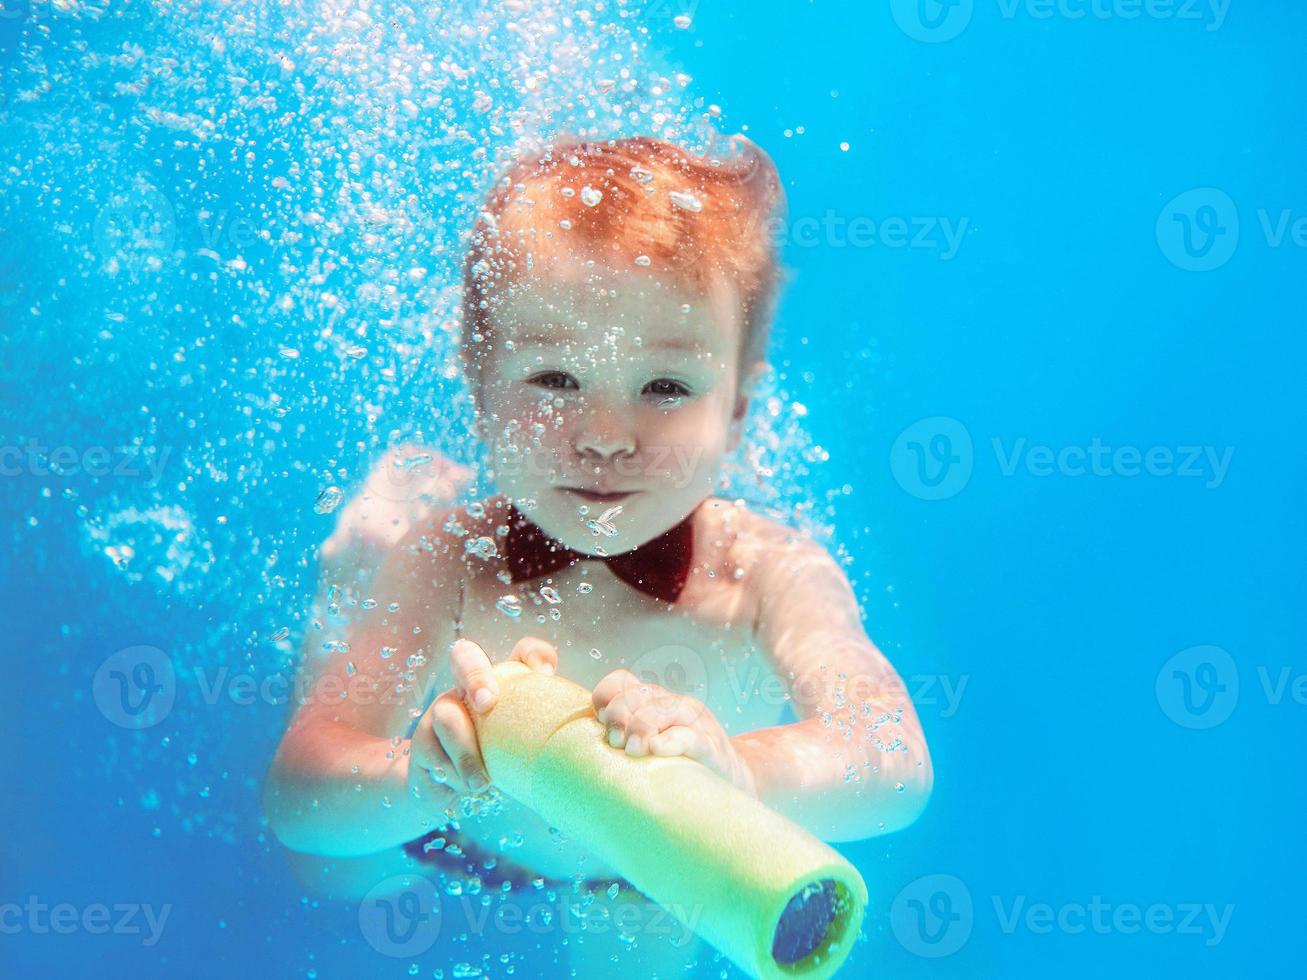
[731,365,763,452]
[727,395,748,454]
[726,360,766,453]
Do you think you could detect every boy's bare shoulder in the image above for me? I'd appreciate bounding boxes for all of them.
[698,499,847,642]
[382,497,484,589]
[416,492,515,583]
[696,496,820,584]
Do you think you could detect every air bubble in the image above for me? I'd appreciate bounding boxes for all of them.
[314,487,344,515]
[465,536,499,560]
[668,191,703,213]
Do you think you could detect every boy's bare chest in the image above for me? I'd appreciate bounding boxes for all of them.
[455,556,787,735]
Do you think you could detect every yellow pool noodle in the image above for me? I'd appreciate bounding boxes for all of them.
[470,661,868,980]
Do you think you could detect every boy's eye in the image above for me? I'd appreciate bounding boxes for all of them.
[528,372,578,391]
[645,379,692,400]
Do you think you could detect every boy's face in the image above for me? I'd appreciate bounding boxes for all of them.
[475,251,752,554]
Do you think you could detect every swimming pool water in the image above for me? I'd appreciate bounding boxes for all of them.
[2,1,1304,977]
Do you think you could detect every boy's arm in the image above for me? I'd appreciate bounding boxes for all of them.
[733,533,933,841]
[262,523,461,857]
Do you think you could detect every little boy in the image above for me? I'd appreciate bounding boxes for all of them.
[265,135,932,972]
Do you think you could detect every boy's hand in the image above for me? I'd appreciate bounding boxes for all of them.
[408,636,558,806]
[592,670,758,799]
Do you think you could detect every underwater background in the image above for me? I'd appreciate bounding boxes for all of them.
[1,0,1303,977]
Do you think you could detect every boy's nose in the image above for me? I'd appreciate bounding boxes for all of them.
[573,413,637,463]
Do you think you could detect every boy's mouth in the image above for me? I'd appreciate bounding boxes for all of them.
[560,487,637,504]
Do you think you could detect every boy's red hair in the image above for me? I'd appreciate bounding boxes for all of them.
[461,134,785,391]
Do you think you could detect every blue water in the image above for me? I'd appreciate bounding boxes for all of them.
[2,1,1303,977]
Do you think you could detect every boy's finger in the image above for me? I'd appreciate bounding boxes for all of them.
[411,711,454,781]
[510,636,557,675]
[597,695,634,730]
[450,639,498,712]
[591,668,638,713]
[430,694,489,792]
[648,726,700,759]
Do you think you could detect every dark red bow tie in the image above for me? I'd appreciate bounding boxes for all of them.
[502,501,694,603]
